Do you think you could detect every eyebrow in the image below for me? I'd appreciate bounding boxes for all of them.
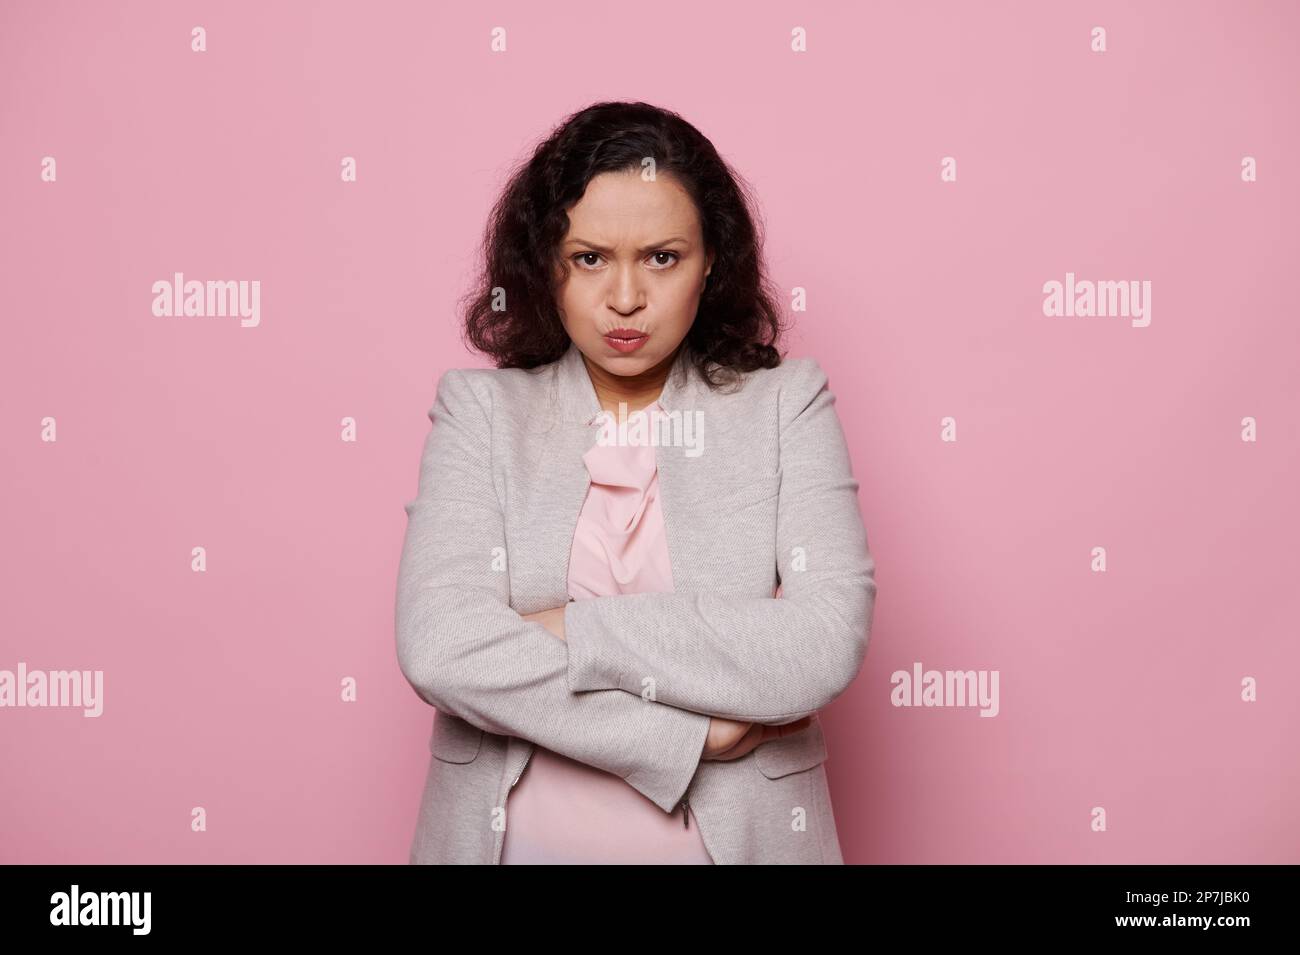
[563,236,690,254]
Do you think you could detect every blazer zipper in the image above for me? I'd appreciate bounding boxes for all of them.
[510,747,533,789]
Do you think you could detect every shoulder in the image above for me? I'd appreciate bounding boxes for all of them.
[431,362,548,420]
[735,355,828,392]
[729,356,831,422]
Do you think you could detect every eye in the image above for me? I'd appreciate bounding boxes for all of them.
[648,251,679,268]
[573,252,603,269]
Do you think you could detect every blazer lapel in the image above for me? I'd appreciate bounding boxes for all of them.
[518,348,597,607]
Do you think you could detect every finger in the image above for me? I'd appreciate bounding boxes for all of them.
[715,724,763,760]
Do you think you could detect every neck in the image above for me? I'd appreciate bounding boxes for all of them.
[581,344,681,416]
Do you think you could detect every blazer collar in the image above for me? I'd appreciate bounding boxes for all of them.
[555,338,700,425]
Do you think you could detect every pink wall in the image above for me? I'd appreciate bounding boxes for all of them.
[1,0,1295,863]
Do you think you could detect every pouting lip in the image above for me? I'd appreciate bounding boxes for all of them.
[604,328,649,340]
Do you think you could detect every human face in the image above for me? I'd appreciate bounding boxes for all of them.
[554,169,713,404]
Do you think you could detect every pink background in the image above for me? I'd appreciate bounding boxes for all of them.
[2,0,1296,864]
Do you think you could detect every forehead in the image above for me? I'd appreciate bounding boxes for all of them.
[563,170,700,239]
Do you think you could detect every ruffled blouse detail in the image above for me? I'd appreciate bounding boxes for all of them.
[566,400,674,600]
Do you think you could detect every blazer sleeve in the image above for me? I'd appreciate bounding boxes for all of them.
[563,358,877,724]
[394,368,710,814]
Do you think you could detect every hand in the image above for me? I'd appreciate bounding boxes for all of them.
[702,715,813,761]
[521,606,566,641]
[702,716,750,758]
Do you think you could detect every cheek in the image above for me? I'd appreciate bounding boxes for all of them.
[557,284,593,323]
[554,275,584,317]
[662,277,704,319]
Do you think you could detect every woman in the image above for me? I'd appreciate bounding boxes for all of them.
[396,101,877,864]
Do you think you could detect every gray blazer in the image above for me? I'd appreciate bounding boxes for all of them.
[395,339,877,864]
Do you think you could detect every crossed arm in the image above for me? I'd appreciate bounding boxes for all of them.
[562,358,875,723]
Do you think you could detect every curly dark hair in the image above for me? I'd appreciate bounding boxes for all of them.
[457,100,788,389]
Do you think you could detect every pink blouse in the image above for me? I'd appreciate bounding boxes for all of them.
[500,400,714,864]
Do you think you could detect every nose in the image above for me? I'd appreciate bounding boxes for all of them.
[607,262,646,313]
